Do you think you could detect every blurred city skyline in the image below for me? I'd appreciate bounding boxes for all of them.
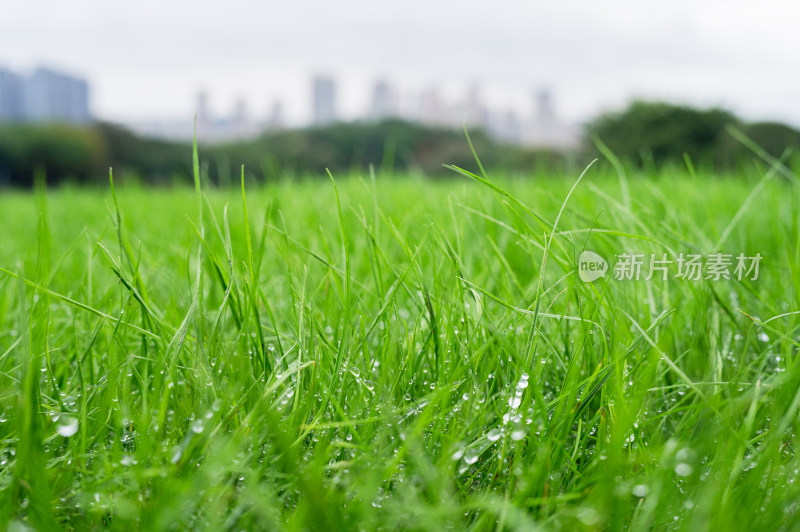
[0,64,579,147]
[1,1,799,128]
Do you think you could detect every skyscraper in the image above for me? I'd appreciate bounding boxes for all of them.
[535,88,555,127]
[369,79,396,120]
[312,76,336,126]
[0,68,24,120]
[267,100,285,129]
[23,67,90,123]
[196,91,210,127]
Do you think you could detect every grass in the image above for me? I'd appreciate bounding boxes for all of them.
[0,153,799,530]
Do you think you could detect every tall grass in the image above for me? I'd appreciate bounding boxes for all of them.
[0,152,798,530]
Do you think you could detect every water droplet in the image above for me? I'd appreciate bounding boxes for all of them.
[578,507,601,526]
[463,448,479,465]
[57,417,78,437]
[511,430,525,441]
[487,428,503,442]
[508,397,521,409]
[758,332,770,342]
[676,447,695,462]
[675,463,692,476]
[191,420,204,434]
[632,484,648,498]
[451,449,464,461]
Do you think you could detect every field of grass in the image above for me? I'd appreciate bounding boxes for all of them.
[0,154,799,530]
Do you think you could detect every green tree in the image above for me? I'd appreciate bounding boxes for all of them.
[586,101,738,167]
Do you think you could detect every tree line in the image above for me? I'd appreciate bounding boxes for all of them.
[1,101,798,187]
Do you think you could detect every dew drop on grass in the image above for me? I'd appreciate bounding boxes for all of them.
[632,484,648,498]
[462,393,469,401]
[675,463,693,476]
[511,429,525,441]
[57,417,79,438]
[676,447,695,462]
[191,420,204,434]
[508,397,522,409]
[758,332,770,342]
[487,428,503,442]
[578,507,601,526]
[451,449,464,461]
[463,448,479,465]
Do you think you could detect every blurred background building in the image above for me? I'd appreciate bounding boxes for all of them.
[312,75,337,126]
[0,62,580,148]
[0,66,90,123]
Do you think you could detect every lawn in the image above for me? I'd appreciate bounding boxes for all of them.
[0,156,799,530]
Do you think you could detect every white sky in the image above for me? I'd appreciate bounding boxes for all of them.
[2,0,799,126]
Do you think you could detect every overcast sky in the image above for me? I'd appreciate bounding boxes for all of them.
[2,0,798,126]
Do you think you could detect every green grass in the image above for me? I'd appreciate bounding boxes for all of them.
[0,156,799,530]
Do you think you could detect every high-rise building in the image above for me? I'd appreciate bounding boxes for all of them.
[462,84,487,128]
[419,87,445,126]
[522,87,579,149]
[535,88,555,127]
[267,100,285,129]
[312,76,336,126]
[369,79,397,120]
[23,67,90,123]
[196,91,210,127]
[0,68,24,120]
[230,97,249,137]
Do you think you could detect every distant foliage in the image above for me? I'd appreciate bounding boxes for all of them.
[94,122,191,182]
[735,121,800,159]
[204,120,566,183]
[586,101,740,167]
[2,105,800,186]
[0,120,568,186]
[0,124,106,186]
